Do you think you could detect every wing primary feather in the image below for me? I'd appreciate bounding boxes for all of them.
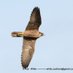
[26,7,41,30]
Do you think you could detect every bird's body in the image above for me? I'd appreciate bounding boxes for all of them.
[11,7,43,69]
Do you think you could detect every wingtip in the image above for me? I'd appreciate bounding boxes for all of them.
[22,64,29,69]
[30,7,41,24]
[33,7,40,12]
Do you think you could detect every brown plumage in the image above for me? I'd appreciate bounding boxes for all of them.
[11,7,43,69]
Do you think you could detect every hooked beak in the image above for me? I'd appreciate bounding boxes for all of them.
[39,32,44,37]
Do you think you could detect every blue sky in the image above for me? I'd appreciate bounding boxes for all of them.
[0,0,73,73]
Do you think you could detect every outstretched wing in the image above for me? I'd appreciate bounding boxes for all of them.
[21,7,41,69]
[21,38,36,69]
[26,7,41,30]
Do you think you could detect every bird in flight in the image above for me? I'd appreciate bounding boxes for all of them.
[11,7,43,69]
